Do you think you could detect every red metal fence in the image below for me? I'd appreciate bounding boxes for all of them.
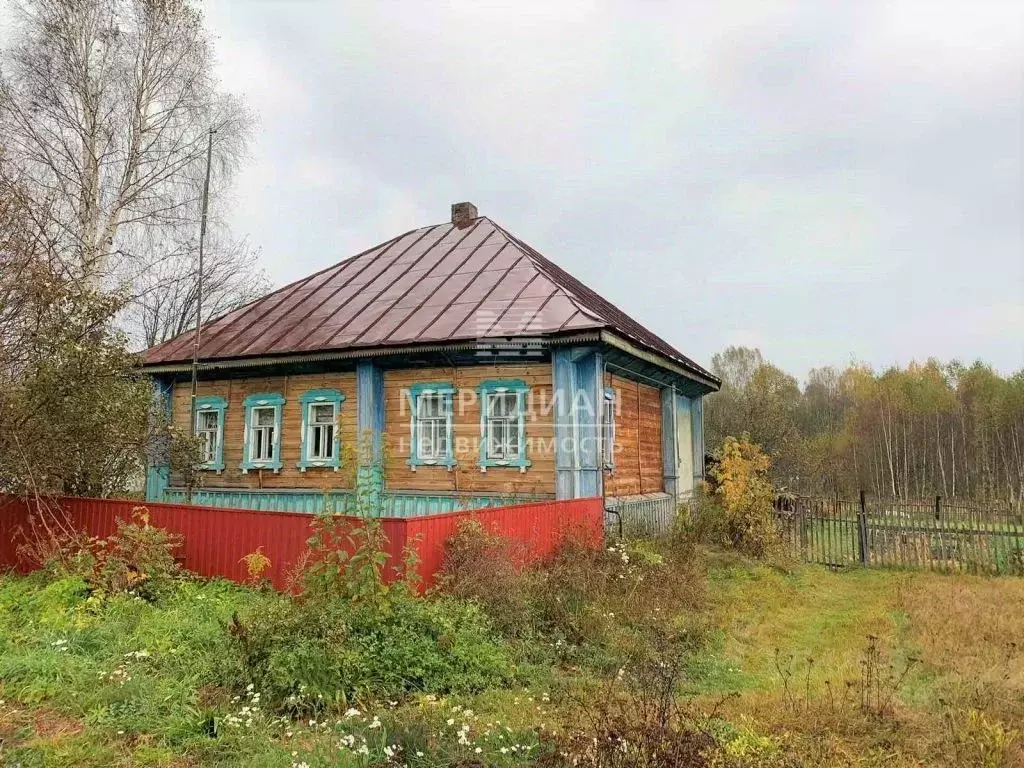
[0,495,604,590]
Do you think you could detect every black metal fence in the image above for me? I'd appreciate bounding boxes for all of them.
[775,493,1024,575]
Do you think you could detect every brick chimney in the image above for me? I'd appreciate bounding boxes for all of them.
[451,201,478,229]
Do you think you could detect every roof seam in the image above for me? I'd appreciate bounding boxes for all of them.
[488,219,607,324]
[311,224,456,348]
[256,224,445,354]
[359,223,502,346]
[410,229,510,342]
[153,230,407,361]
[444,250,527,340]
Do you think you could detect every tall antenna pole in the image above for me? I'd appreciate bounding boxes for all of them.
[187,129,215,504]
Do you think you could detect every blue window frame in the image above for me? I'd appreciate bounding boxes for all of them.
[240,393,285,473]
[193,395,227,472]
[477,379,531,472]
[407,383,456,469]
[298,389,345,471]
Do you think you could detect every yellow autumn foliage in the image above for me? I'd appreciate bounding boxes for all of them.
[711,435,778,557]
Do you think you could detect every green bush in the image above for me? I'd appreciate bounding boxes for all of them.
[38,507,186,602]
[440,525,710,674]
[227,590,513,711]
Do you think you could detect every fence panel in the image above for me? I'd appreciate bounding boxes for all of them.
[406,498,604,588]
[0,495,604,591]
[605,494,676,538]
[777,495,1024,575]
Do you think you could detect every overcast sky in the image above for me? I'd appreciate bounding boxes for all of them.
[201,1,1022,380]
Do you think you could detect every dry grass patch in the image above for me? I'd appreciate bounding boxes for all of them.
[703,562,1024,767]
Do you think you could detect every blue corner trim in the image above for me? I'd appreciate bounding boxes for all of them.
[297,389,345,471]
[193,395,228,472]
[476,379,532,471]
[407,382,457,468]
[240,393,285,473]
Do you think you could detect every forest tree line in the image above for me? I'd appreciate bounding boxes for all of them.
[704,347,1024,506]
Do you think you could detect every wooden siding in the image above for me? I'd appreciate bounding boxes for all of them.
[173,363,557,497]
[383,363,556,497]
[171,373,358,489]
[604,372,664,496]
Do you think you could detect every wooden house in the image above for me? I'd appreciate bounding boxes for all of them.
[141,203,720,519]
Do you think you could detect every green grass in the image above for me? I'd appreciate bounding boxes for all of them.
[0,573,552,767]
[2,552,1022,767]
[702,556,902,691]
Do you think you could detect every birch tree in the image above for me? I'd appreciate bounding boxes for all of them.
[0,0,251,288]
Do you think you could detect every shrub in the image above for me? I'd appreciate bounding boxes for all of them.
[38,506,185,601]
[440,524,709,673]
[240,547,272,586]
[672,488,728,549]
[545,643,722,767]
[438,519,535,636]
[226,511,513,711]
[227,590,513,711]
[92,507,184,600]
[300,511,393,601]
[709,436,778,558]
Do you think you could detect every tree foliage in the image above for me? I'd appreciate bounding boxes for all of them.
[0,189,150,496]
[706,347,1024,504]
[0,0,249,497]
[0,0,252,286]
[709,435,777,557]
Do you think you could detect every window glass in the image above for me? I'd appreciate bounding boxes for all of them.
[485,392,519,460]
[416,393,449,460]
[250,406,276,461]
[311,404,333,424]
[196,410,220,464]
[308,402,335,460]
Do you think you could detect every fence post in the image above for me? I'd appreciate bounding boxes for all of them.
[935,495,941,521]
[857,489,869,565]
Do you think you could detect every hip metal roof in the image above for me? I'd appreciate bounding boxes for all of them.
[142,215,717,385]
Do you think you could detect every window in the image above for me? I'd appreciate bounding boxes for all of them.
[408,384,456,468]
[298,389,344,471]
[250,407,276,461]
[309,404,334,459]
[476,379,531,471]
[417,392,450,460]
[485,392,519,459]
[241,393,285,472]
[192,396,227,472]
[197,410,221,463]
[602,387,616,469]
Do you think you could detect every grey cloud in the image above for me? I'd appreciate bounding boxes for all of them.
[203,0,1023,379]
